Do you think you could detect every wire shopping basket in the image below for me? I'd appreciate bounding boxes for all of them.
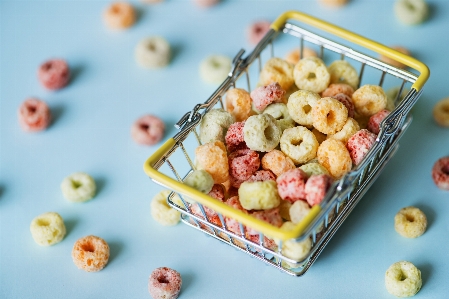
[143,11,430,276]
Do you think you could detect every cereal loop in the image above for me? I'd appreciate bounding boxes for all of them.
[317,139,352,178]
[287,90,320,128]
[30,212,66,246]
[352,85,387,117]
[225,121,247,152]
[238,180,281,210]
[264,103,295,132]
[103,2,136,29]
[243,114,281,152]
[247,20,271,45]
[226,88,253,122]
[433,97,449,127]
[394,0,428,25]
[195,141,229,184]
[38,59,70,90]
[395,206,427,238]
[131,115,165,145]
[276,168,308,203]
[327,117,360,145]
[319,0,349,7]
[151,190,182,226]
[61,172,96,202]
[293,57,330,93]
[224,196,248,234]
[228,149,260,182]
[284,47,317,65]
[289,200,311,224]
[346,129,377,165]
[199,109,234,144]
[312,97,348,135]
[299,162,330,177]
[261,149,295,177]
[18,98,51,132]
[305,174,332,206]
[246,208,283,236]
[259,58,295,91]
[280,126,319,165]
[276,221,312,261]
[200,55,232,84]
[148,267,182,299]
[385,261,422,297]
[321,83,354,98]
[432,156,449,190]
[251,82,285,112]
[247,170,276,183]
[184,170,214,194]
[331,93,355,118]
[327,60,359,90]
[367,109,390,135]
[72,235,110,272]
[135,37,171,68]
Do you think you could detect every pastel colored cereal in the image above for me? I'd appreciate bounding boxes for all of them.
[277,221,312,261]
[433,98,449,127]
[18,98,51,132]
[394,0,428,25]
[264,103,295,132]
[289,200,311,224]
[72,235,110,272]
[225,121,247,152]
[346,129,377,165]
[38,59,70,90]
[317,139,352,178]
[228,149,260,185]
[312,97,348,135]
[151,190,182,226]
[135,37,171,68]
[385,261,422,297]
[299,162,330,177]
[432,156,449,190]
[287,90,320,128]
[247,20,271,45]
[331,93,355,118]
[199,108,234,144]
[194,0,220,7]
[279,200,292,221]
[321,83,354,98]
[352,85,387,117]
[293,57,330,94]
[195,141,229,184]
[61,172,96,202]
[184,170,214,194]
[246,207,283,236]
[131,115,165,145]
[224,196,247,234]
[261,149,295,177]
[148,267,182,299]
[276,168,308,203]
[284,47,317,65]
[30,212,66,246]
[226,88,253,122]
[247,170,276,183]
[367,109,390,135]
[312,128,327,144]
[200,55,232,84]
[379,46,411,69]
[103,2,136,29]
[280,126,319,165]
[250,82,285,112]
[259,57,295,91]
[305,174,332,206]
[395,206,427,238]
[238,180,281,210]
[319,0,349,7]
[327,60,359,90]
[327,117,360,144]
[243,114,281,152]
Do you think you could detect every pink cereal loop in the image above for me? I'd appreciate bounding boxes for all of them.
[276,168,308,203]
[224,196,248,234]
[247,170,276,183]
[247,20,271,45]
[432,156,449,190]
[228,149,260,184]
[250,82,286,111]
[331,93,355,118]
[321,83,354,98]
[18,98,51,132]
[148,267,182,299]
[225,121,247,152]
[305,174,332,206]
[131,115,165,145]
[38,59,70,90]
[346,129,377,165]
[367,109,390,135]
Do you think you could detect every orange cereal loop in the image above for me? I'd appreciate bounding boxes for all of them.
[284,48,318,65]
[317,139,352,179]
[321,83,354,98]
[352,85,387,117]
[72,235,110,272]
[379,46,410,69]
[195,141,229,183]
[327,117,360,144]
[261,149,295,177]
[312,97,348,135]
[433,98,449,127]
[103,2,136,30]
[226,88,253,122]
[259,57,294,91]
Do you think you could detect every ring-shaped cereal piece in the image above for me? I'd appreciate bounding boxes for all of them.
[394,206,427,238]
[226,88,253,122]
[238,180,281,210]
[151,190,182,225]
[261,149,295,177]
[276,221,312,262]
[321,83,354,98]
[367,109,390,135]
[148,267,182,299]
[352,85,387,117]
[228,149,260,182]
[225,121,247,152]
[184,170,214,194]
[264,103,295,132]
[331,93,355,118]
[312,97,348,135]
[135,37,171,68]
[289,200,311,224]
[199,108,234,144]
[195,141,229,184]
[280,126,319,165]
[247,170,276,183]
[284,47,317,65]
[276,169,308,203]
[293,57,330,94]
[394,0,428,25]
[299,162,330,177]
[72,235,110,272]
[305,174,332,206]
[246,207,283,236]
[251,82,285,112]
[259,57,295,91]
[346,129,377,165]
[327,60,359,90]
[385,261,422,297]
[243,114,281,152]
[247,20,271,45]
[61,172,96,202]
[287,90,321,128]
[131,115,165,146]
[327,117,360,144]
[433,98,449,127]
[379,46,411,69]
[432,156,449,190]
[30,212,66,246]
[317,139,352,178]
[200,55,232,84]
[38,59,70,90]
[18,98,51,132]
[103,2,136,29]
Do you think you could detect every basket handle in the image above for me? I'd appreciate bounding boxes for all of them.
[271,11,430,91]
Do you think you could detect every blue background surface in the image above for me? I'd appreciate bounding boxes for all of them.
[1,0,448,298]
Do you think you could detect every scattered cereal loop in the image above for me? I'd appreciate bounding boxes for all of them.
[131,115,165,146]
[38,59,70,90]
[432,156,449,190]
[327,60,359,90]
[394,0,429,26]
[135,37,171,69]
[151,190,182,226]
[61,172,96,202]
[385,261,422,297]
[30,212,66,246]
[394,206,427,238]
[18,98,51,132]
[379,46,411,69]
[433,98,449,127]
[103,2,136,30]
[148,267,182,299]
[247,20,271,45]
[199,55,232,84]
[72,235,110,272]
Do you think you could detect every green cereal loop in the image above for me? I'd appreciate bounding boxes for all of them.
[60,172,96,202]
[30,212,66,246]
[264,103,295,132]
[243,114,281,152]
[394,0,428,26]
[238,181,281,210]
[151,190,182,226]
[385,261,422,297]
[275,221,312,263]
[299,162,330,177]
[184,170,214,194]
[199,109,235,144]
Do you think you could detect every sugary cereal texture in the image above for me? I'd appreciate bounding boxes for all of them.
[317,139,352,178]
[287,90,320,128]
[284,47,317,65]
[38,59,70,90]
[293,57,330,94]
[385,261,422,297]
[352,85,387,117]
[238,180,281,210]
[259,57,295,91]
[327,60,359,90]
[261,149,295,177]
[228,149,260,186]
[148,267,182,299]
[280,126,319,165]
[394,206,427,238]
[289,200,310,224]
[195,141,229,184]
[247,20,271,45]
[135,37,171,68]
[346,129,377,165]
[331,93,355,118]
[379,46,411,69]
[225,121,247,152]
[30,212,66,246]
[322,83,354,98]
[131,115,165,145]
[276,169,308,203]
[299,162,330,177]
[367,109,390,135]
[305,174,332,206]
[61,172,96,202]
[184,170,214,194]
[431,156,449,190]
[243,114,281,152]
[18,98,51,132]
[200,55,232,84]
[151,190,182,226]
[72,235,110,272]
[327,117,360,144]
[395,0,428,25]
[276,221,312,261]
[226,88,253,122]
[264,103,296,132]
[433,98,449,127]
[199,109,235,144]
[312,97,348,135]
[103,2,136,29]
[246,207,283,236]
[251,82,285,112]
[247,170,276,183]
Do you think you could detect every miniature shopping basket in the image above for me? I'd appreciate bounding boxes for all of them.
[143,11,429,276]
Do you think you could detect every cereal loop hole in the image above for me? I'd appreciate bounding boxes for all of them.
[327,111,335,123]
[264,126,275,141]
[36,219,50,226]
[71,180,82,189]
[81,242,95,252]
[307,73,316,80]
[291,138,302,146]
[147,43,156,51]
[112,5,121,14]
[405,214,415,222]
[158,274,169,284]
[140,123,149,130]
[303,105,312,114]
[27,105,37,113]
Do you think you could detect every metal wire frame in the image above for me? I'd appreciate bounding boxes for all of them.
[149,20,423,276]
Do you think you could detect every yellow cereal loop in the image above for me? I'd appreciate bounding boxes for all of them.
[199,109,235,144]
[299,162,330,177]
[312,97,348,135]
[183,170,214,203]
[243,114,282,152]
[293,57,330,94]
[264,103,295,132]
[289,200,311,224]
[352,85,387,117]
[225,88,253,122]
[195,141,229,183]
[276,221,312,262]
[327,60,359,90]
[317,139,352,178]
[280,126,319,165]
[433,98,449,127]
[151,190,182,226]
[61,172,96,202]
[327,117,360,144]
[287,90,321,128]
[394,206,427,238]
[311,128,327,144]
[30,212,66,246]
[238,180,281,210]
[259,57,295,91]
[385,261,422,297]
